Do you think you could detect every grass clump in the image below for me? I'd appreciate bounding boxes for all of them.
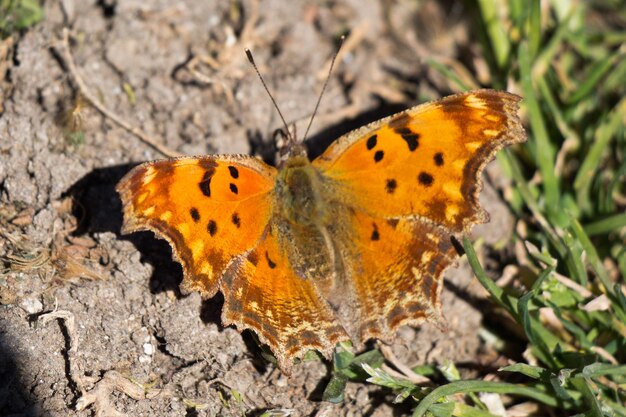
[0,0,43,39]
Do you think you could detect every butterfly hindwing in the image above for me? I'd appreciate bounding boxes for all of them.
[340,209,457,343]
[117,155,276,297]
[221,225,349,372]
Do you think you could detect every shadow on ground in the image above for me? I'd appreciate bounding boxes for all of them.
[0,331,37,415]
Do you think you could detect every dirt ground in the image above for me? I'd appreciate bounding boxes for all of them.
[0,1,518,416]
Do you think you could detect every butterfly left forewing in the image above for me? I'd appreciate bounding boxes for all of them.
[117,155,276,297]
[314,89,525,233]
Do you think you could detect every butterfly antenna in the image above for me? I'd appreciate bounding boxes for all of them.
[245,49,293,143]
[302,35,345,143]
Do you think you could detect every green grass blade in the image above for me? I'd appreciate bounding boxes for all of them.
[561,231,588,286]
[569,220,612,295]
[500,363,548,380]
[584,213,626,236]
[531,5,573,81]
[569,219,626,327]
[463,237,565,365]
[412,381,562,417]
[567,53,621,104]
[426,58,473,92]
[569,377,604,417]
[536,76,579,144]
[462,236,505,305]
[582,363,626,378]
[574,97,626,213]
[518,267,558,366]
[527,0,541,60]
[519,42,561,222]
[499,150,567,256]
[453,403,500,417]
[476,0,511,70]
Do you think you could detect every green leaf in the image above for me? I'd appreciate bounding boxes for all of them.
[438,360,461,382]
[548,372,574,401]
[346,349,385,379]
[322,373,348,404]
[362,363,415,391]
[333,342,355,370]
[569,376,604,417]
[499,363,548,380]
[582,363,626,378]
[0,0,44,38]
[428,401,455,417]
[412,381,561,417]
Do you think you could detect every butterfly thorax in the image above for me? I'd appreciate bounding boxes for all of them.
[273,153,344,291]
[276,155,328,227]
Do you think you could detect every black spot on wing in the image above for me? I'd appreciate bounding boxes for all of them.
[199,170,214,197]
[395,127,419,151]
[232,212,241,228]
[418,172,434,186]
[207,220,217,236]
[371,223,380,241]
[265,251,276,269]
[366,135,377,150]
[190,207,200,222]
[374,150,384,163]
[386,179,397,194]
[434,152,444,166]
[228,166,239,179]
[229,183,238,194]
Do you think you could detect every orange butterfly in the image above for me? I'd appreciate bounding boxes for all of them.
[117,89,525,373]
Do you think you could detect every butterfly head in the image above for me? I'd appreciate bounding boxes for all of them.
[276,133,308,168]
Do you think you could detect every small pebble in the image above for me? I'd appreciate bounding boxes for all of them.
[19,296,43,314]
[143,342,154,355]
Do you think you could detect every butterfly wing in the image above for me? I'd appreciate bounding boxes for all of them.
[314,90,525,232]
[117,155,276,297]
[342,210,458,342]
[313,90,525,343]
[221,225,350,372]
[117,156,348,370]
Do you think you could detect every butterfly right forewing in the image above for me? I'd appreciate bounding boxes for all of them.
[117,155,276,297]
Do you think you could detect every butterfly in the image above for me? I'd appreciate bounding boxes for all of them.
[117,88,525,373]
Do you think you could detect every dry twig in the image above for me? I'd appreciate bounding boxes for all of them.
[182,0,260,106]
[37,309,84,395]
[60,28,180,158]
[379,344,430,384]
[76,370,167,417]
